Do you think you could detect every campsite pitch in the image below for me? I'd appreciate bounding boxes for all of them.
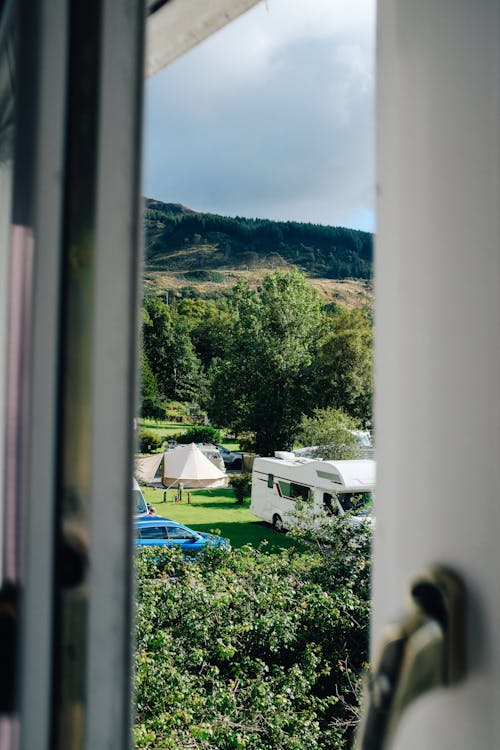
[141,486,306,552]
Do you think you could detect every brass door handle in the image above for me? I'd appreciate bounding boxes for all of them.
[354,566,466,750]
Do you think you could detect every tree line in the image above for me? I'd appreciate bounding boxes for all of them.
[141,269,372,456]
[144,199,373,280]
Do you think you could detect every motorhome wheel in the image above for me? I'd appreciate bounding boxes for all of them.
[272,514,284,532]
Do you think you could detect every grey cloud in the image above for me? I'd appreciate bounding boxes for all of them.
[144,26,374,230]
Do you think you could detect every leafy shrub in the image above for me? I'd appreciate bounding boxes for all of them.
[175,425,222,445]
[164,401,189,422]
[229,473,252,504]
[138,429,163,454]
[140,397,166,420]
[184,270,225,283]
[236,432,256,453]
[135,532,370,750]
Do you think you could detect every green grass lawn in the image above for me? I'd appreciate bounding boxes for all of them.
[141,485,305,553]
[138,419,191,439]
[137,418,240,451]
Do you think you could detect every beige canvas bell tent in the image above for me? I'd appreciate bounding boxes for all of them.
[162,443,227,489]
[134,452,164,483]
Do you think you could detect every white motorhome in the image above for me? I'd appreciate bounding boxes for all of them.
[250,455,376,531]
[133,478,149,517]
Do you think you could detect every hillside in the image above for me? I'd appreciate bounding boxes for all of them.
[144,199,373,306]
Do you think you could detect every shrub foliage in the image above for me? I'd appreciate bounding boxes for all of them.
[228,473,252,504]
[174,425,222,445]
[138,429,163,454]
[135,528,370,749]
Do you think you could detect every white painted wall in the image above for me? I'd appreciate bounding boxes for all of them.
[375,0,500,746]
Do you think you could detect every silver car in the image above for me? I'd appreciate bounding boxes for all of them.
[216,445,243,469]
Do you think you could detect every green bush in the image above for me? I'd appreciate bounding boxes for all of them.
[184,270,225,283]
[135,533,370,749]
[175,425,222,445]
[140,397,166,420]
[164,401,189,421]
[138,429,163,454]
[229,473,252,504]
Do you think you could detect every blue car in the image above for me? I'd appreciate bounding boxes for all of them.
[135,516,230,554]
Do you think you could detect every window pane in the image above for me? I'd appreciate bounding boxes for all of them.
[140,526,167,539]
[167,526,193,540]
[290,483,311,502]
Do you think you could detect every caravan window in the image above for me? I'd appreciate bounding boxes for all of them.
[338,492,373,514]
[267,473,274,489]
[278,480,311,503]
[277,480,291,498]
[290,483,312,503]
[323,493,338,516]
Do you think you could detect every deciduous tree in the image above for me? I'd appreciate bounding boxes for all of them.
[208,270,323,455]
[296,407,362,460]
[142,296,205,404]
[317,308,373,424]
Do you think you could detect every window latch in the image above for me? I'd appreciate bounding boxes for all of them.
[354,566,466,750]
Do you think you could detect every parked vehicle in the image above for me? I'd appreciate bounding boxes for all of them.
[133,478,149,517]
[294,430,374,460]
[216,444,243,469]
[351,430,374,459]
[250,455,375,532]
[135,516,230,553]
[196,443,226,472]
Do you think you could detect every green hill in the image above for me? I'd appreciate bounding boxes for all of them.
[144,198,373,281]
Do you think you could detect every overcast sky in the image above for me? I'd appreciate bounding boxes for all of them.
[143,0,375,232]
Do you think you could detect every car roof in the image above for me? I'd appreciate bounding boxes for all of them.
[136,515,177,526]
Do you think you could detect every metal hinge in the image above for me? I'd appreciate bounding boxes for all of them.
[355,566,466,750]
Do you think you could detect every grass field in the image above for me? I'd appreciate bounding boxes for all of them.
[144,269,373,309]
[137,419,191,439]
[141,485,305,553]
[137,419,241,452]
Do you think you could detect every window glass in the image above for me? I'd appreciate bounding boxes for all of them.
[140,526,168,539]
[167,526,195,540]
[140,2,375,747]
[278,481,311,502]
[323,493,338,516]
[290,483,311,503]
[338,491,373,514]
[133,489,148,515]
[278,480,291,498]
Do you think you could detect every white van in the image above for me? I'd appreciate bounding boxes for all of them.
[294,430,374,460]
[133,478,149,517]
[250,455,375,531]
